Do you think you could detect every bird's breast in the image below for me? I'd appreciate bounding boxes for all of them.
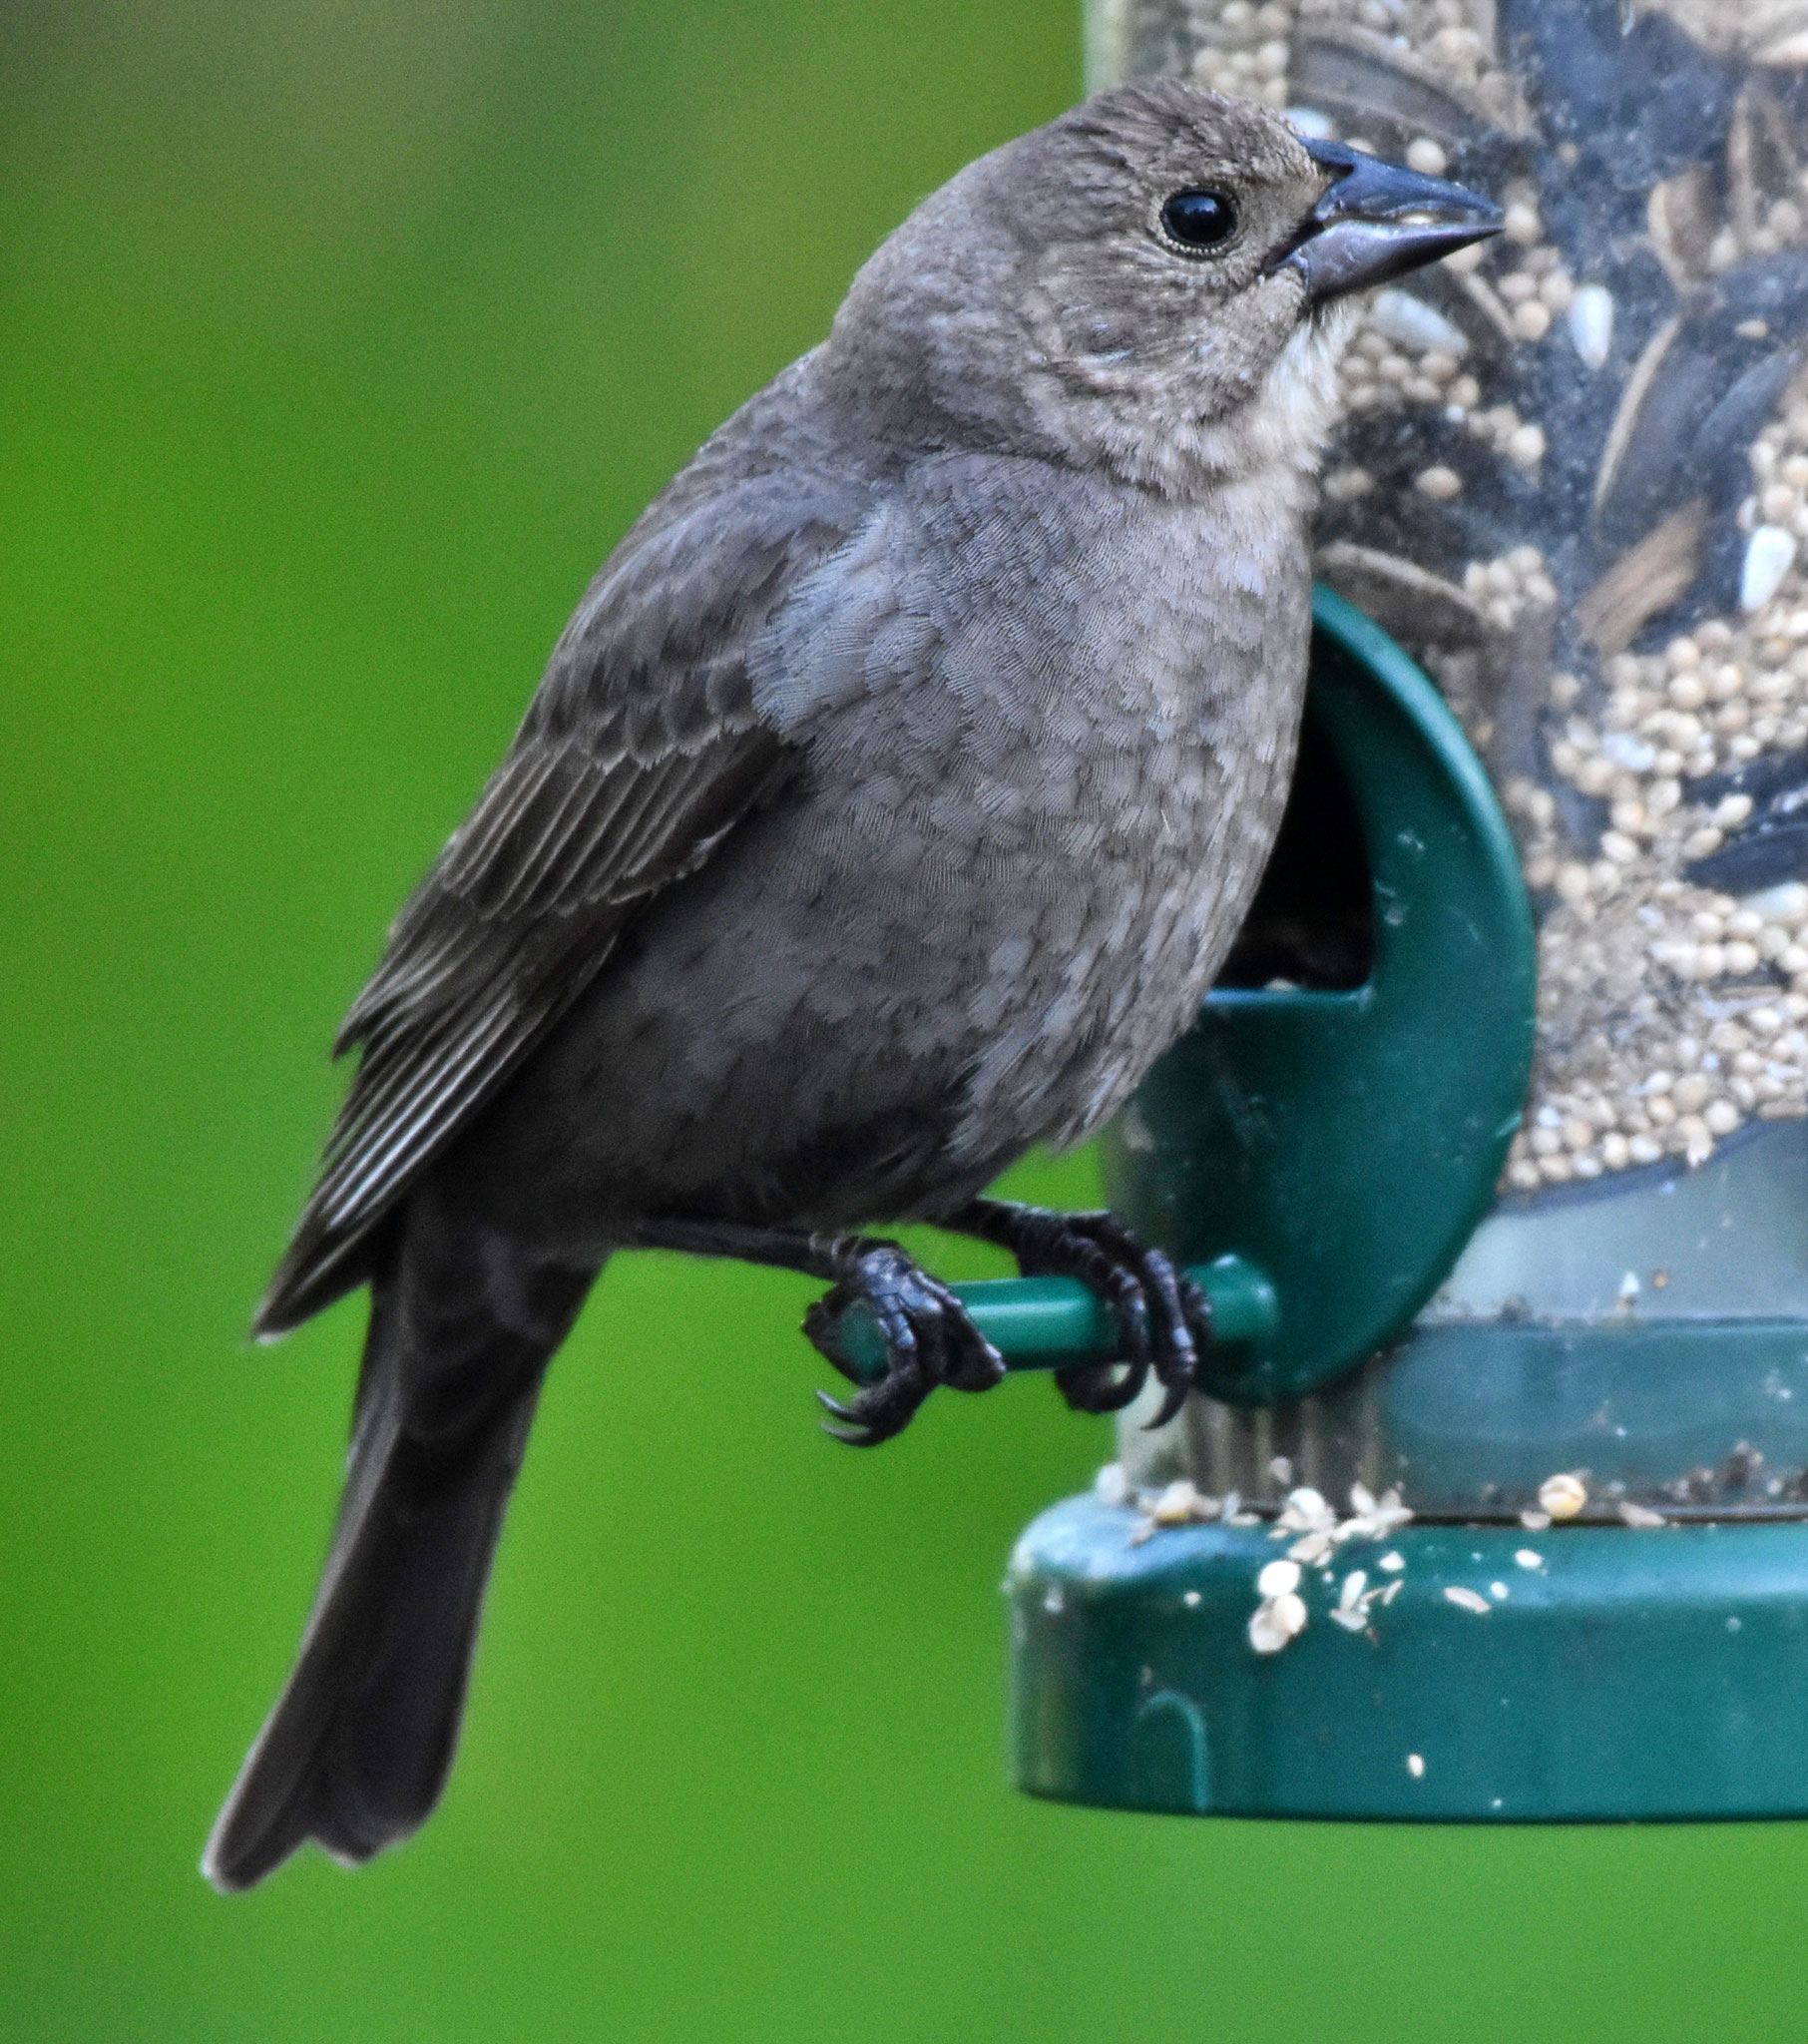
[932,508,1312,1157]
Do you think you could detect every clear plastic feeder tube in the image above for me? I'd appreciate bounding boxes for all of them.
[1092,0,1808,1510]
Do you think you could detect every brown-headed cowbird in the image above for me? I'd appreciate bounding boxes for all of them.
[205,80,1497,1890]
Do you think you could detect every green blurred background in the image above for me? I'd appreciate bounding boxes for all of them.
[6,2,1808,2037]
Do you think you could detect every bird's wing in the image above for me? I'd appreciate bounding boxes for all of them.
[257,470,871,1333]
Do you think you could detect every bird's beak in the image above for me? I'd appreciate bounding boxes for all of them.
[1272,138,1503,304]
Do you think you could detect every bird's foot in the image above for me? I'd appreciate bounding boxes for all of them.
[951,1200,1208,1427]
[803,1244,1005,1446]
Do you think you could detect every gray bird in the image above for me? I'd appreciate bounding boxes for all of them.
[204,79,1497,1891]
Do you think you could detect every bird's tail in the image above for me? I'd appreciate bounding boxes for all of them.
[203,1215,593,1893]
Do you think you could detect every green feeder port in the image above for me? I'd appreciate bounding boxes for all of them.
[826,588,1808,1822]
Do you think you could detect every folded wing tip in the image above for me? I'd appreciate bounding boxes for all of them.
[252,1215,376,1339]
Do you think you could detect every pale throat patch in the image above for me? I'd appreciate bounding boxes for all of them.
[1261,298,1360,462]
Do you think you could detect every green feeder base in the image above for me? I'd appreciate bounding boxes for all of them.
[1008,1494,1808,1821]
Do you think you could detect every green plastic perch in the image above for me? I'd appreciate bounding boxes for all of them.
[830,1253,1278,1385]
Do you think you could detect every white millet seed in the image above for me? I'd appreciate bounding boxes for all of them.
[1539,268,1576,312]
[1568,283,1613,367]
[1539,1472,1586,1519]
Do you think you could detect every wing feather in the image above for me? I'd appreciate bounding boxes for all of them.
[258,462,870,1333]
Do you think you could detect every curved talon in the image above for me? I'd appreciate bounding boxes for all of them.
[816,1385,867,1434]
[1054,1357,1151,1414]
[1144,1379,1191,1430]
[812,1362,927,1445]
[815,1386,904,1447]
[1145,1383,1190,1429]
[1140,1268,1211,1427]
[803,1243,1001,1446]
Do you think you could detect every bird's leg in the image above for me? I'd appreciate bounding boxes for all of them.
[945,1199,1208,1427]
[627,1218,1004,1446]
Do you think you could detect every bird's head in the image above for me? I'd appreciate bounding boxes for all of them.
[822,79,1500,495]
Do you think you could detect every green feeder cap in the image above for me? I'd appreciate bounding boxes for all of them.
[1008,1499,1808,1821]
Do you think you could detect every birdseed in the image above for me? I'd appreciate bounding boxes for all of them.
[1249,1585,1310,1652]
[1538,1471,1587,1520]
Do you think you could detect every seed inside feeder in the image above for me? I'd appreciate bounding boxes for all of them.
[1744,526,1800,612]
[1105,0,1808,1180]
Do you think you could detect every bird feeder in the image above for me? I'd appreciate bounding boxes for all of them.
[994,0,1808,1823]
[835,0,1808,1820]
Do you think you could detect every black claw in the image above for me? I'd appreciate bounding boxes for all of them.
[1142,1268,1210,1426]
[807,1360,921,1446]
[1055,1357,1150,1414]
[803,1243,1001,1446]
[815,1388,888,1446]
[1144,1377,1192,1430]
[954,1201,1211,1428]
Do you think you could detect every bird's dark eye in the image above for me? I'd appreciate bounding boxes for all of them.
[1160,188,1238,254]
